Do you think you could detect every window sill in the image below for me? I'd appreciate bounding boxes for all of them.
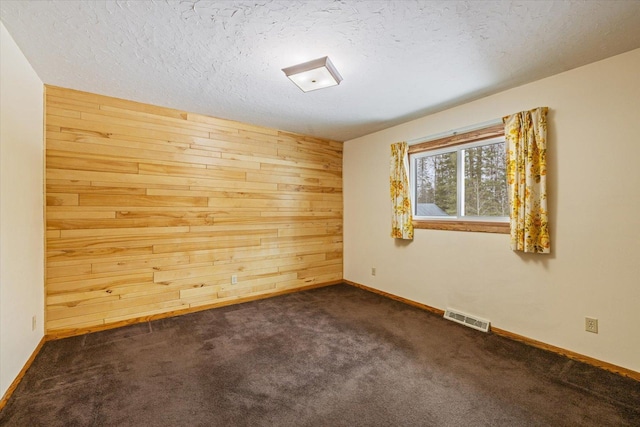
[413,220,509,234]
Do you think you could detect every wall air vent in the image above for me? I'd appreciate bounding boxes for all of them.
[444,308,490,333]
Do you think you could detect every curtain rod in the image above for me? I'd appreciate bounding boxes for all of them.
[407,118,503,146]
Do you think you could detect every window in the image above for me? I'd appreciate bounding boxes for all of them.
[408,124,509,233]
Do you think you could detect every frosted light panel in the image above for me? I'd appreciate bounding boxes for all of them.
[282,56,343,93]
[288,66,339,92]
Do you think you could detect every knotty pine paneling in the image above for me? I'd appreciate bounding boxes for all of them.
[45,86,343,334]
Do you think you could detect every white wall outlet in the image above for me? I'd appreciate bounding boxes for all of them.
[32,315,36,331]
[585,317,598,334]
[231,274,238,285]
[371,267,376,276]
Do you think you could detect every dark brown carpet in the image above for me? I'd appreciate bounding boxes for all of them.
[1,284,639,426]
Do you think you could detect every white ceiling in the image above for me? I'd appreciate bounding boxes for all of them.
[2,1,639,141]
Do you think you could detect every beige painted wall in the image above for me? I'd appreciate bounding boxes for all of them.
[344,49,640,372]
[0,22,45,397]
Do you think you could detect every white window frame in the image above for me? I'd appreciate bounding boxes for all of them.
[410,136,508,223]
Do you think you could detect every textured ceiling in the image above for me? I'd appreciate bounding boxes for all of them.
[2,1,640,141]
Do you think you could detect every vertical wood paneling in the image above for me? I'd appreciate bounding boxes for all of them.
[45,86,343,334]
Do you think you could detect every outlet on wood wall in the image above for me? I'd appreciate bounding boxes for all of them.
[45,86,343,335]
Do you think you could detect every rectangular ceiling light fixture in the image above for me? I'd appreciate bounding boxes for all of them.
[282,56,343,92]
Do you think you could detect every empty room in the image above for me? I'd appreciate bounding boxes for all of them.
[1,1,639,425]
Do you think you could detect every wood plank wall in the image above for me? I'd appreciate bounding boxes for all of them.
[45,86,343,335]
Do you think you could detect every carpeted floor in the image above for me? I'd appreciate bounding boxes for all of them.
[1,283,639,426]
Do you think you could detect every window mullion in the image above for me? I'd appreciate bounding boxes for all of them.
[458,148,464,219]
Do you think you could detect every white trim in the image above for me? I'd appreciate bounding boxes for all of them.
[407,118,502,146]
[412,215,509,222]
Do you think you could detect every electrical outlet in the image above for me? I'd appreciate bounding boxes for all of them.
[371,267,376,276]
[231,275,238,285]
[585,317,598,334]
[32,315,36,331]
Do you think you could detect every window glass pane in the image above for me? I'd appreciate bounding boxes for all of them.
[463,142,508,217]
[414,151,457,216]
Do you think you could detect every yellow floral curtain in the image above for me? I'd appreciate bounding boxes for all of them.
[503,107,550,253]
[390,142,414,240]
